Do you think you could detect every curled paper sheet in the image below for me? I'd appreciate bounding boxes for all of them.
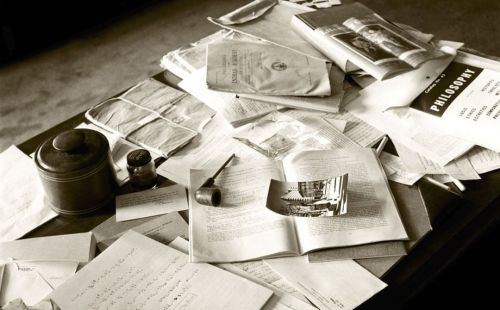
[213,0,277,25]
[266,174,348,217]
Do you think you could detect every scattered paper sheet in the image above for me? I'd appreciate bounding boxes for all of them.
[179,68,279,127]
[1,298,53,310]
[91,215,152,244]
[265,255,387,310]
[466,147,500,174]
[170,237,316,310]
[356,182,432,277]
[346,92,474,165]
[0,260,78,308]
[115,184,188,222]
[321,110,384,147]
[323,118,348,132]
[51,231,273,310]
[206,39,331,96]
[392,140,480,180]
[233,111,336,159]
[17,261,79,289]
[157,114,267,187]
[0,232,96,265]
[98,212,188,251]
[214,0,277,25]
[0,146,57,242]
[209,1,325,61]
[285,0,341,9]
[308,240,406,262]
[379,152,424,185]
[0,262,53,307]
[409,55,500,152]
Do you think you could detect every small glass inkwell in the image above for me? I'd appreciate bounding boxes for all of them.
[126,149,157,190]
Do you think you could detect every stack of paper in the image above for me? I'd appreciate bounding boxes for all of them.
[0,232,96,307]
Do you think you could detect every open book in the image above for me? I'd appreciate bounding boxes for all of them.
[291,2,446,80]
[189,148,408,263]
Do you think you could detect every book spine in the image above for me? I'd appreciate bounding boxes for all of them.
[294,14,318,31]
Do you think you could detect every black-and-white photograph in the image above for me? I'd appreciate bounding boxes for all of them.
[266,174,348,217]
[335,32,395,62]
[356,24,421,56]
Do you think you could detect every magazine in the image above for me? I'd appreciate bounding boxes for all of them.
[291,2,446,80]
[410,57,500,152]
[189,148,408,263]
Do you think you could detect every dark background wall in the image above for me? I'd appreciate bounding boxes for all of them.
[0,0,162,63]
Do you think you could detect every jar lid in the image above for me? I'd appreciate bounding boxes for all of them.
[35,129,109,175]
[127,149,152,167]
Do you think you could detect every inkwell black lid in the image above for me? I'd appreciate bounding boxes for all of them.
[35,129,109,177]
[127,149,152,167]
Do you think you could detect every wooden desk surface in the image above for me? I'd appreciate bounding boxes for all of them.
[17,70,500,309]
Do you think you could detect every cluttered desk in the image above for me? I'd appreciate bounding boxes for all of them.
[2,1,500,309]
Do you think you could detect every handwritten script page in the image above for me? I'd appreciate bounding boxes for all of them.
[0,146,57,242]
[50,231,272,310]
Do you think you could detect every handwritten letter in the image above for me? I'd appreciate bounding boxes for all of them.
[50,231,272,310]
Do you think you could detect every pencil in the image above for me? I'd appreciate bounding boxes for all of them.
[450,176,466,192]
[376,135,389,157]
[422,176,455,193]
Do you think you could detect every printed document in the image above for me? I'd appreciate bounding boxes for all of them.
[170,237,316,310]
[157,114,267,187]
[209,1,327,61]
[189,148,407,263]
[0,232,95,265]
[179,68,279,127]
[466,147,500,174]
[392,141,480,180]
[379,152,425,185]
[206,39,331,96]
[0,146,57,242]
[266,255,387,310]
[410,59,500,152]
[115,184,188,222]
[98,212,188,251]
[50,231,272,310]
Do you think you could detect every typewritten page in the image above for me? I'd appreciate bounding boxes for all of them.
[189,160,299,262]
[157,114,267,186]
[281,149,408,253]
